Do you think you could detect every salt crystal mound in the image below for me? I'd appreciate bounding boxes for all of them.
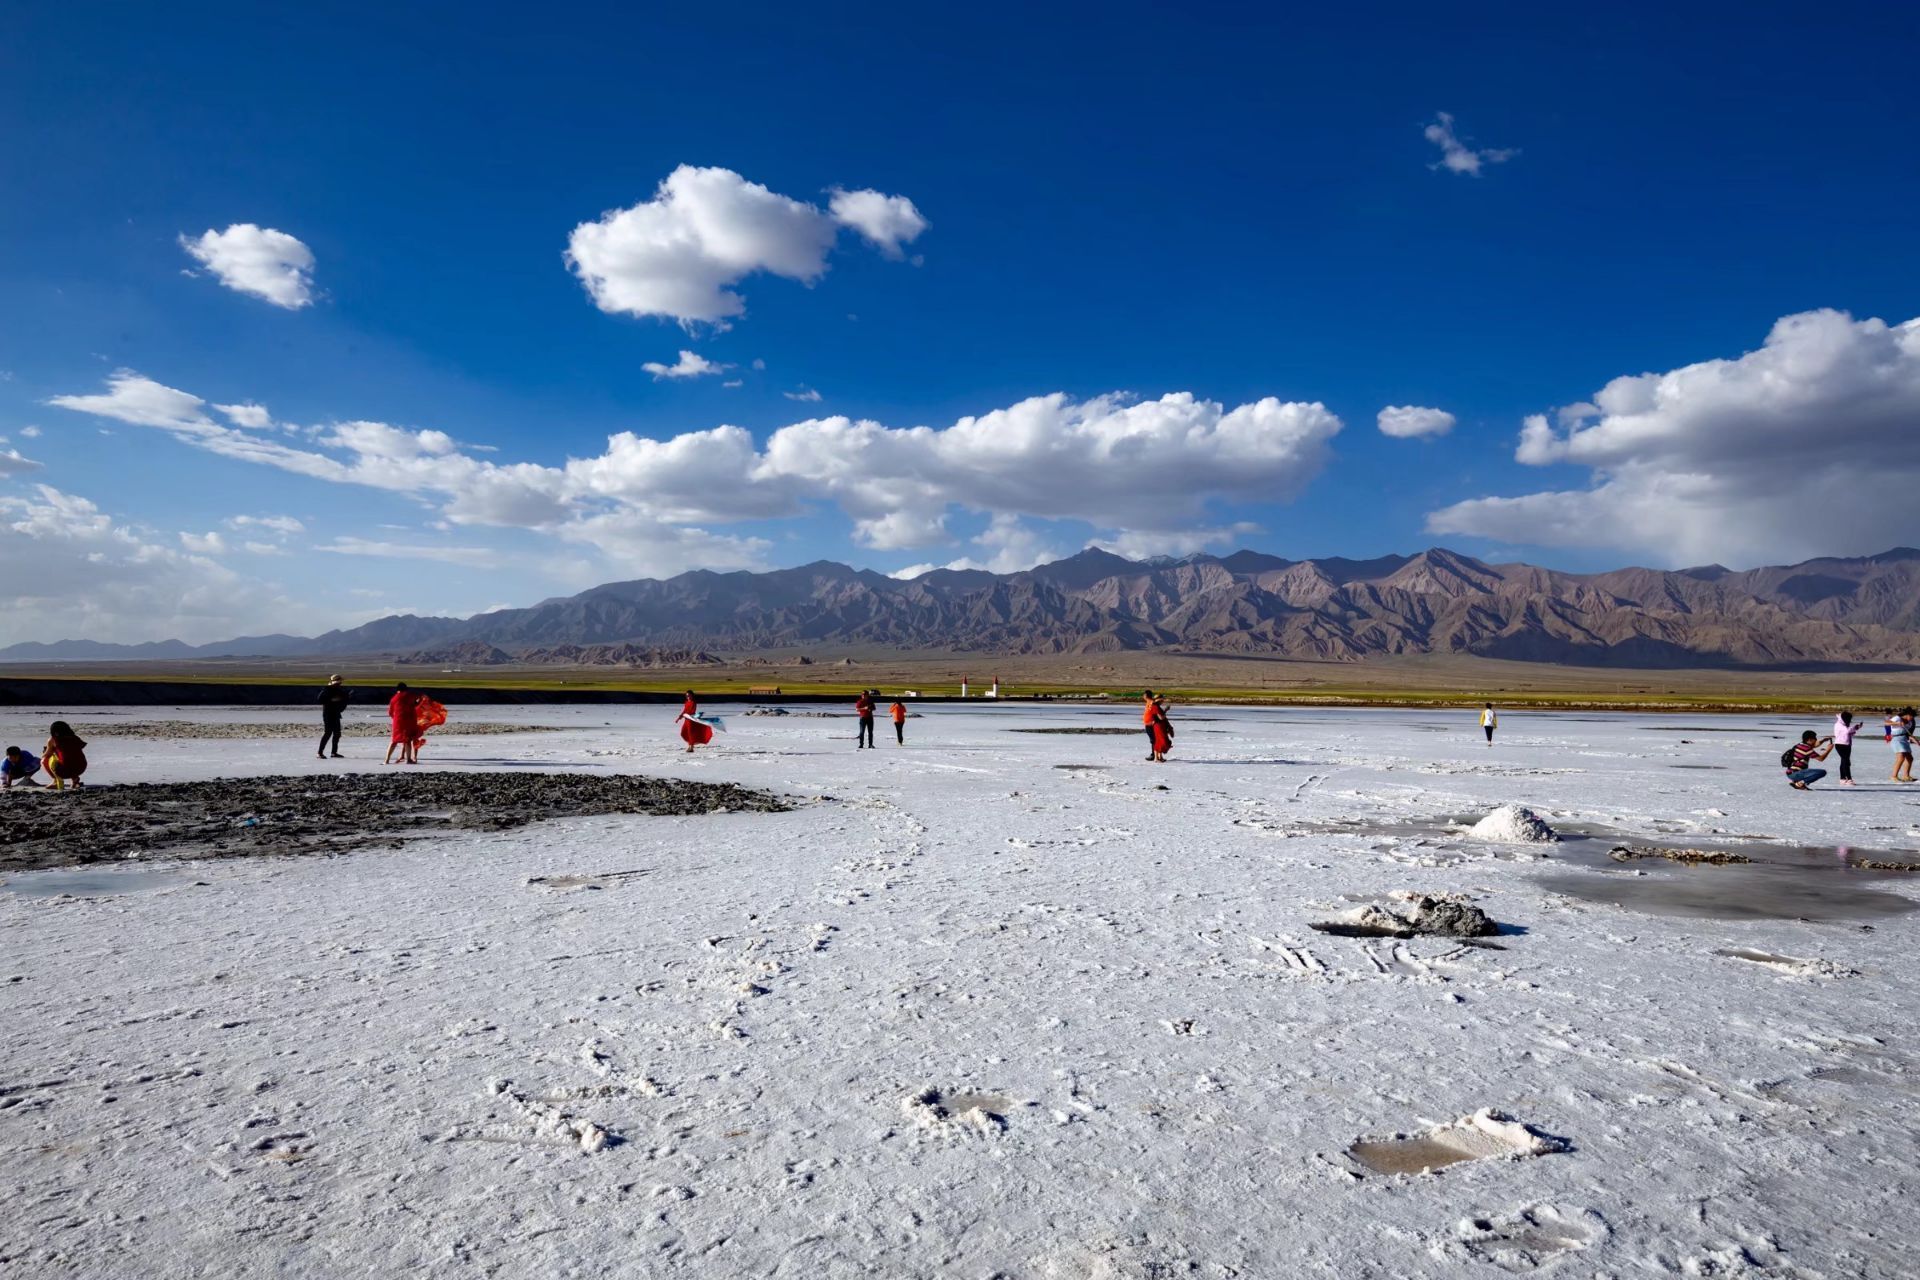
[1466,805,1559,844]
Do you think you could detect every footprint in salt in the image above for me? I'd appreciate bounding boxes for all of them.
[1439,1204,1609,1271]
[1715,948,1857,978]
[525,868,653,892]
[901,1086,1022,1134]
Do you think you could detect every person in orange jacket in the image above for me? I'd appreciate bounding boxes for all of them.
[1142,688,1159,761]
[890,699,908,744]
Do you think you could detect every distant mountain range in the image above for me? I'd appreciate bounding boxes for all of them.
[14,546,1920,668]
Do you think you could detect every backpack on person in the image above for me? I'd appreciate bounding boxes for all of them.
[1779,745,1799,770]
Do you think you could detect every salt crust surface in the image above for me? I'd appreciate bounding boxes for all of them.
[1,703,1913,1277]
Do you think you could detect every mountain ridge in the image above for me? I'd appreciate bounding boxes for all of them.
[15,546,1920,668]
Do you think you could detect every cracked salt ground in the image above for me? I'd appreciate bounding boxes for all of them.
[4,703,1919,1277]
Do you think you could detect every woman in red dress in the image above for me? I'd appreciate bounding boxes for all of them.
[679,690,713,752]
[386,683,419,765]
[1148,696,1174,763]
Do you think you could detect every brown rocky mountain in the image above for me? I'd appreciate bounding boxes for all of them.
[16,546,1920,668]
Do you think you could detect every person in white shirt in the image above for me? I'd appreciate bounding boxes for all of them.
[1479,703,1498,745]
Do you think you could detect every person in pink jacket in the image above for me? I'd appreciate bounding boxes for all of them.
[1831,711,1859,787]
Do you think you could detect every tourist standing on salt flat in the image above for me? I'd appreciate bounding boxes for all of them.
[317,675,350,759]
[678,690,713,753]
[1892,709,1914,783]
[1831,711,1859,786]
[854,690,877,749]
[385,684,418,765]
[1141,688,1159,761]
[1148,696,1174,763]
[1480,703,1498,744]
[890,698,907,744]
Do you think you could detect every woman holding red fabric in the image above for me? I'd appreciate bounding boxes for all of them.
[679,690,713,752]
[1148,696,1174,763]
[386,683,419,765]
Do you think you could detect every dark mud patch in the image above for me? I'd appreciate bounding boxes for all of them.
[1311,896,1501,939]
[1610,845,1752,865]
[0,773,788,873]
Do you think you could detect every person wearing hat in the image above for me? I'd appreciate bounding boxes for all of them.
[318,675,351,759]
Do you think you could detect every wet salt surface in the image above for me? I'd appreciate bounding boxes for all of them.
[1298,809,1920,923]
[1531,830,1920,922]
[2,867,191,898]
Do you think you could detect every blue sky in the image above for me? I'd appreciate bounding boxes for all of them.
[3,1,1919,642]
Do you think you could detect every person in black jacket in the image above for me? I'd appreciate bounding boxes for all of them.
[318,675,351,759]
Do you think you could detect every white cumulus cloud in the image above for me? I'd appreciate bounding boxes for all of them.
[565,165,924,327]
[1377,405,1456,439]
[1426,308,1920,566]
[180,224,316,308]
[1423,113,1516,176]
[783,387,823,403]
[828,188,930,258]
[642,350,731,380]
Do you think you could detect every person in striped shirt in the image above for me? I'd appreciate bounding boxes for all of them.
[1784,730,1833,790]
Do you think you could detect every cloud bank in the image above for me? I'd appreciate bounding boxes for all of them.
[49,372,1341,574]
[1427,308,1920,566]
